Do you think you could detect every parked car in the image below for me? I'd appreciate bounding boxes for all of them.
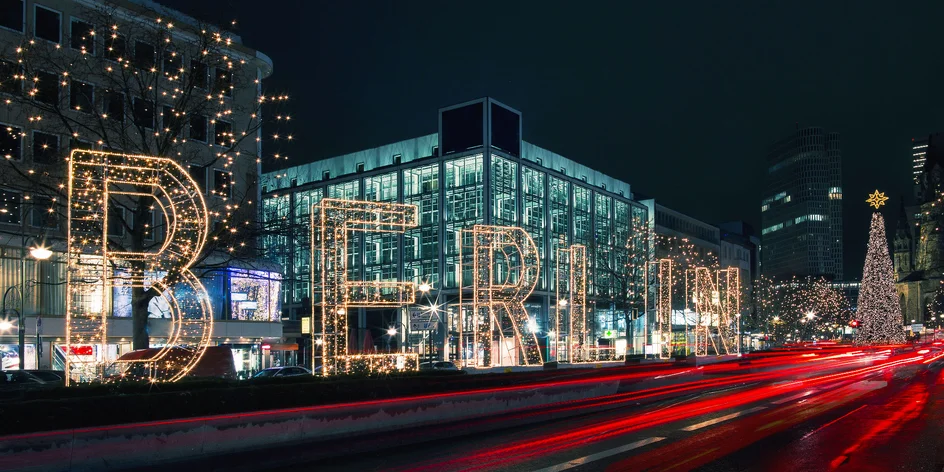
[251,366,312,379]
[419,361,459,371]
[23,370,65,385]
[0,370,50,391]
[111,346,237,381]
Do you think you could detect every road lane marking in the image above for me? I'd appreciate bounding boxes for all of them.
[680,406,767,431]
[772,390,817,405]
[532,437,666,472]
[800,405,867,440]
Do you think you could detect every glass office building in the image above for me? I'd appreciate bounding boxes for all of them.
[261,99,649,358]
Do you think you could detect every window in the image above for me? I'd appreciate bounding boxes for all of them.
[32,131,58,164]
[69,80,93,112]
[0,125,22,160]
[189,165,206,193]
[189,114,207,141]
[133,41,155,70]
[322,170,330,180]
[105,34,126,61]
[102,90,124,120]
[69,137,93,153]
[190,60,208,89]
[431,146,438,156]
[214,170,232,198]
[162,50,181,77]
[33,71,58,105]
[0,60,21,95]
[162,106,181,134]
[33,5,60,43]
[0,189,20,224]
[213,68,232,97]
[70,19,94,54]
[139,208,156,240]
[107,206,125,236]
[393,154,401,165]
[132,98,154,128]
[356,162,365,173]
[214,120,231,146]
[0,0,23,33]
[30,195,56,228]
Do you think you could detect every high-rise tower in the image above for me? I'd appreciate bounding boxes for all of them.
[761,127,843,280]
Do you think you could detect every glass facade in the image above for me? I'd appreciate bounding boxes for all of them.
[261,148,647,341]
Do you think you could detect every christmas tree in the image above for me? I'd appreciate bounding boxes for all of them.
[854,199,906,345]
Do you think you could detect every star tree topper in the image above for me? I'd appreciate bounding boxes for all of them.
[866,190,888,209]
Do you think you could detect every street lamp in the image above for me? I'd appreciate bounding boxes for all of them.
[29,246,52,261]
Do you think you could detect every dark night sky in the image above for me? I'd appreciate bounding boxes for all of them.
[164,0,944,279]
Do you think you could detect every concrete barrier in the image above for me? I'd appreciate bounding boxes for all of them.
[0,378,621,471]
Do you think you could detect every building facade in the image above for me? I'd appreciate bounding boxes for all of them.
[0,0,282,377]
[896,132,944,331]
[761,127,843,281]
[262,99,651,362]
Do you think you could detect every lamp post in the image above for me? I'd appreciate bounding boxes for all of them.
[16,237,52,370]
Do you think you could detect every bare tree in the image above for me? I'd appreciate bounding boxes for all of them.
[0,1,292,349]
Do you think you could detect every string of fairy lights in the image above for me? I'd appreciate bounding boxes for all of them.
[463,225,544,367]
[1,6,297,384]
[67,150,212,385]
[854,193,906,344]
[312,198,420,375]
[555,245,588,363]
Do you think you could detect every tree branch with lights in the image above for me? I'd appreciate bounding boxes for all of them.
[0,2,295,349]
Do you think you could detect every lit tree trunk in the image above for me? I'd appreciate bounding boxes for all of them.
[131,286,155,350]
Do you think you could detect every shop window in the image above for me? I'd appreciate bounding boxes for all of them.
[230,269,282,322]
[33,5,60,43]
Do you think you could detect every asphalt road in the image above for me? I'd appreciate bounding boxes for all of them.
[149,347,944,472]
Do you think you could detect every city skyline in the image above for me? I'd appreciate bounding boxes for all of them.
[160,0,944,279]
